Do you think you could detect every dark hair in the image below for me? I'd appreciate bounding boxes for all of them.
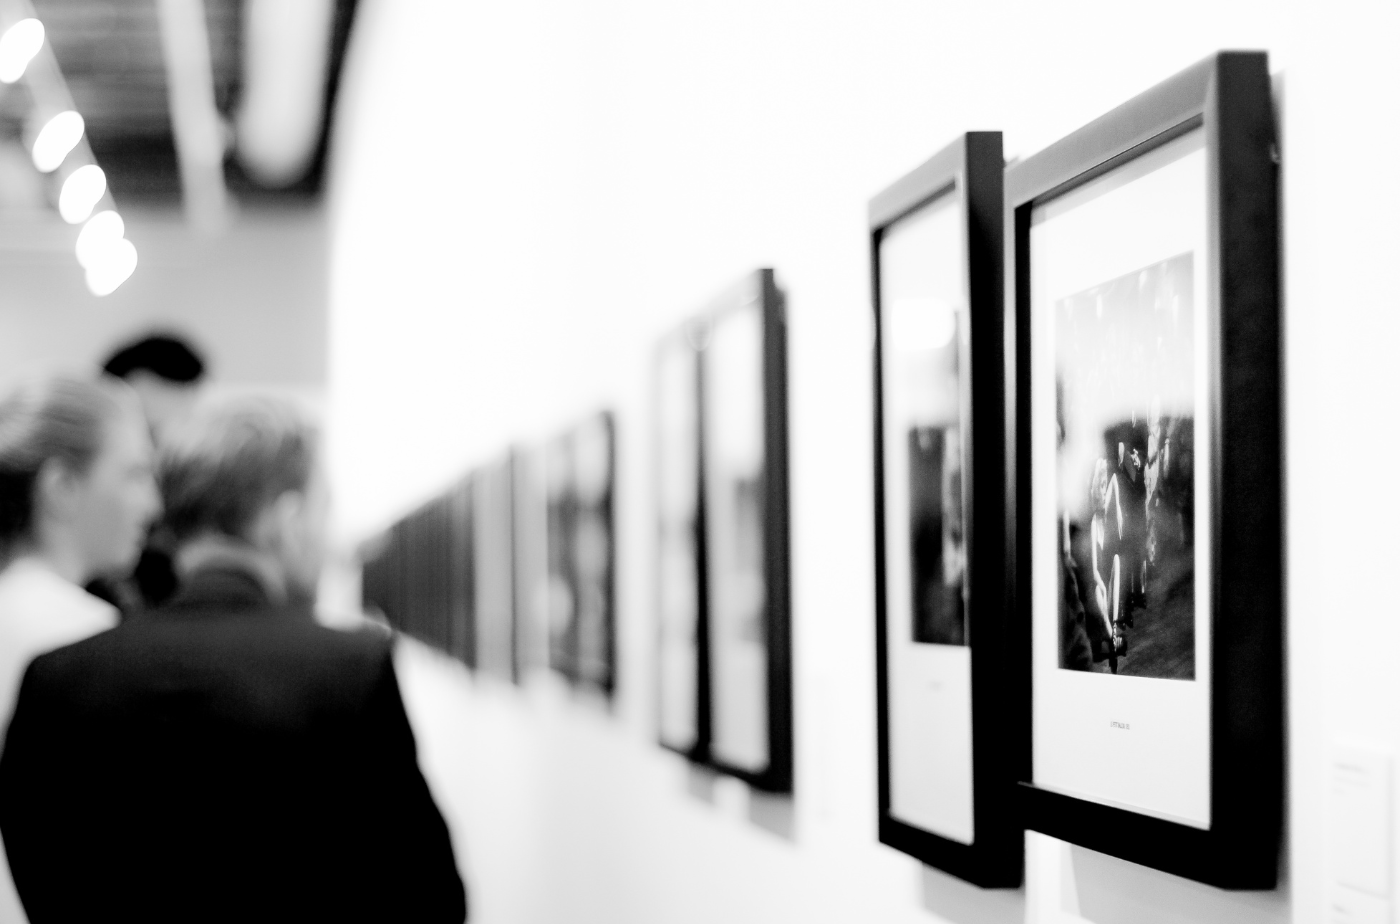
[159,397,316,543]
[102,334,206,384]
[0,376,126,550]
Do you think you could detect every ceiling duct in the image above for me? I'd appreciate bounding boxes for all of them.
[234,0,333,188]
[156,0,228,228]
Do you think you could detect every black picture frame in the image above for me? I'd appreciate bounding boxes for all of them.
[870,132,1022,886]
[361,489,467,662]
[359,530,392,625]
[1007,52,1281,888]
[546,412,618,697]
[694,269,792,794]
[430,495,456,652]
[654,324,711,764]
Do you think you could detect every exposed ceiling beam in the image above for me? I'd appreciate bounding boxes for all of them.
[155,0,227,229]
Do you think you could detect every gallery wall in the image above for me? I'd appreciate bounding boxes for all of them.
[326,1,1400,922]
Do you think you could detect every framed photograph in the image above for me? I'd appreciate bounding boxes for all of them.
[546,412,617,696]
[404,504,439,647]
[512,447,550,676]
[474,456,519,683]
[871,132,1021,886]
[358,531,393,625]
[376,518,414,638]
[429,496,457,652]
[655,325,709,760]
[359,481,476,667]
[1009,52,1281,887]
[448,477,476,668]
[698,269,791,793]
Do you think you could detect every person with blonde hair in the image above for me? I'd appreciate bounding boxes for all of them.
[0,374,160,724]
[0,373,161,924]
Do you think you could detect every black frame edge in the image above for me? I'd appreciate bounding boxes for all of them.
[654,325,714,765]
[871,131,1022,887]
[700,268,795,795]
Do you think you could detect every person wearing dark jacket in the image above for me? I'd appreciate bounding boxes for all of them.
[0,396,467,923]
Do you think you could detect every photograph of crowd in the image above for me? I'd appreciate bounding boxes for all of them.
[1056,252,1197,679]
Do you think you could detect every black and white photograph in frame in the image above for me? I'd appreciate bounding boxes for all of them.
[546,412,617,696]
[1011,51,1281,888]
[359,489,466,663]
[1032,130,1211,824]
[655,328,707,758]
[358,530,393,629]
[448,477,477,669]
[699,269,791,793]
[871,132,1021,886]
[474,457,518,683]
[1055,251,1196,680]
[512,447,551,676]
[881,170,973,840]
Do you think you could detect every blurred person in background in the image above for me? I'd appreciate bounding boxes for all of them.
[88,332,208,615]
[101,332,207,443]
[0,374,161,924]
[0,375,159,723]
[0,396,467,923]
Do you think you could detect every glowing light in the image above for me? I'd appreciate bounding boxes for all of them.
[31,110,83,172]
[84,238,137,296]
[75,210,125,268]
[890,297,957,352]
[58,164,105,223]
[0,19,44,84]
[74,210,136,296]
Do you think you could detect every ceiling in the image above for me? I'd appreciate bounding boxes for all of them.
[0,0,359,209]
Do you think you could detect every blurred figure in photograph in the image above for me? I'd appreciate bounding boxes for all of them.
[1060,516,1094,671]
[88,333,208,616]
[1145,408,1194,565]
[0,396,467,923]
[1102,420,1150,626]
[1086,457,1122,657]
[0,374,160,924]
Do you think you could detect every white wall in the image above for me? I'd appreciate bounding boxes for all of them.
[327,2,1400,922]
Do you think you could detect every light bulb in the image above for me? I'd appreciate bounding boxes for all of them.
[0,19,43,84]
[58,164,105,224]
[32,110,83,173]
[75,210,125,268]
[84,238,137,296]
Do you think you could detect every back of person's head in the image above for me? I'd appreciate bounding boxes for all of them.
[102,334,206,385]
[160,397,316,543]
[0,375,156,574]
[158,397,325,599]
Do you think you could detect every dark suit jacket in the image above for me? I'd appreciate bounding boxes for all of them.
[0,565,467,923]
